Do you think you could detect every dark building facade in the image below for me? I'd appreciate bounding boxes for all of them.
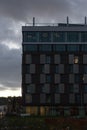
[22,21,87,116]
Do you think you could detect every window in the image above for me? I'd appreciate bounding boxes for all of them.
[46,55,51,64]
[53,44,66,52]
[84,65,87,73]
[55,85,59,93]
[54,65,59,73]
[75,74,82,83]
[39,44,52,51]
[25,74,31,84]
[41,84,50,93]
[53,32,66,42]
[25,54,31,64]
[67,65,73,73]
[46,75,51,83]
[60,54,67,64]
[74,56,79,64]
[74,85,79,93]
[69,84,79,93]
[25,94,32,103]
[23,44,38,51]
[39,32,51,42]
[84,85,87,93]
[23,31,38,42]
[75,94,81,104]
[40,65,44,73]
[75,74,79,83]
[69,84,73,93]
[81,32,87,42]
[46,94,51,103]
[25,65,30,73]
[82,44,87,51]
[26,84,35,93]
[61,75,67,83]
[67,32,79,42]
[67,44,79,52]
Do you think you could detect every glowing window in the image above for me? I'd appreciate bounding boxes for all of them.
[74,56,79,64]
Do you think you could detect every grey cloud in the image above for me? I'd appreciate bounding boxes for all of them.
[0,17,21,48]
[0,43,21,91]
[0,0,87,23]
[0,0,72,22]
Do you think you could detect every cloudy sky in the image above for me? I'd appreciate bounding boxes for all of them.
[0,0,87,97]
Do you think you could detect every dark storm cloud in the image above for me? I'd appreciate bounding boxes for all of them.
[0,0,72,22]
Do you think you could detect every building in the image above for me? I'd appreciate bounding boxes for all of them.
[22,18,87,116]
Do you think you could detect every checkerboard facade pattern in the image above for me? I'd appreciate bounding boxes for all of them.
[22,24,87,116]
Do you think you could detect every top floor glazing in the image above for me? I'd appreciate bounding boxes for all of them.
[22,20,87,43]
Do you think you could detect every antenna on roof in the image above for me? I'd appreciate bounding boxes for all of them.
[67,16,69,26]
[85,16,87,25]
[33,17,35,26]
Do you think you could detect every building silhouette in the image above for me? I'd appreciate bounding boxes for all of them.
[22,17,87,116]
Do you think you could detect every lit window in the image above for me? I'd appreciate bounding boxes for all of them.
[74,56,79,64]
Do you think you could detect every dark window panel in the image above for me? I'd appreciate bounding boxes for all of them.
[67,44,79,52]
[81,32,87,42]
[53,32,66,42]
[23,44,38,52]
[23,31,38,42]
[39,31,51,42]
[53,44,66,52]
[67,32,79,42]
[39,44,52,51]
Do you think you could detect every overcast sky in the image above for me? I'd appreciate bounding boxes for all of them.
[0,0,87,97]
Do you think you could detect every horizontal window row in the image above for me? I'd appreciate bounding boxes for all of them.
[20,106,87,116]
[23,31,87,42]
[26,84,87,94]
[23,64,87,74]
[23,44,87,52]
[24,74,87,84]
[24,54,87,64]
[25,93,87,104]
